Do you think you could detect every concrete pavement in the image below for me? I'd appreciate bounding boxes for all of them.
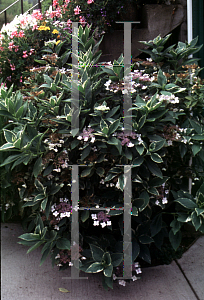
[1,223,204,300]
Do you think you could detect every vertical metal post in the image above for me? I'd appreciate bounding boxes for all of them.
[21,0,23,14]
[38,0,42,10]
[4,11,7,25]
[123,165,132,279]
[71,22,80,136]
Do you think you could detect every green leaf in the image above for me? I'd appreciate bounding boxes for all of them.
[86,262,104,273]
[147,187,159,195]
[124,147,132,160]
[139,244,151,264]
[56,238,71,250]
[195,208,204,216]
[90,244,104,262]
[157,69,167,87]
[33,157,43,178]
[191,211,202,230]
[103,264,113,277]
[128,153,141,166]
[18,233,41,241]
[108,119,120,135]
[170,219,182,235]
[0,143,15,151]
[81,210,89,222]
[169,229,182,251]
[146,159,163,178]
[149,140,165,152]
[16,106,24,118]
[107,137,120,145]
[189,119,202,134]
[103,275,113,289]
[150,214,162,237]
[3,129,16,143]
[139,235,154,244]
[136,144,145,155]
[49,183,63,195]
[81,167,92,177]
[139,191,149,211]
[59,288,70,293]
[132,240,140,261]
[192,135,204,140]
[132,206,138,216]
[111,253,123,267]
[175,198,197,209]
[34,179,46,195]
[27,241,44,254]
[149,176,169,187]
[43,164,53,176]
[96,167,105,176]
[138,115,146,130]
[81,144,91,161]
[192,144,202,156]
[40,247,51,266]
[71,139,80,150]
[118,174,124,191]
[151,153,163,163]
[102,252,112,266]
[41,197,48,211]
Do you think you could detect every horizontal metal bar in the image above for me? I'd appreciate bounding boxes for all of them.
[78,207,124,210]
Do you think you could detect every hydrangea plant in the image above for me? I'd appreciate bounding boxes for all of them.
[0,26,204,290]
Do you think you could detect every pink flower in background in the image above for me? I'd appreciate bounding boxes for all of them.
[55,7,62,18]
[65,0,70,3]
[29,48,35,55]
[32,24,38,31]
[79,16,86,26]
[20,19,26,27]
[14,46,19,52]
[8,42,14,51]
[74,5,81,15]
[18,30,24,38]
[53,0,59,7]
[10,31,18,38]
[20,76,22,83]
[22,51,28,58]
[67,19,72,27]
[31,9,43,20]
[10,64,15,71]
[87,0,94,4]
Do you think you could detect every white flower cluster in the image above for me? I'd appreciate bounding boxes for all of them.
[91,214,111,228]
[1,13,38,36]
[157,93,179,104]
[99,178,115,187]
[94,104,110,111]
[44,138,64,152]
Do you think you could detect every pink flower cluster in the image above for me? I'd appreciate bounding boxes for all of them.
[77,127,95,143]
[22,49,35,58]
[31,9,43,20]
[79,15,86,26]
[91,211,111,228]
[74,5,81,15]
[8,42,19,52]
[10,30,24,38]
[10,64,15,71]
[117,131,137,147]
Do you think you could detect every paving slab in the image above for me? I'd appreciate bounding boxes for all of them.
[177,235,204,300]
[1,223,200,300]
